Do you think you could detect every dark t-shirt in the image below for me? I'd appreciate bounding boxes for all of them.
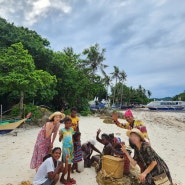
[103,143,113,155]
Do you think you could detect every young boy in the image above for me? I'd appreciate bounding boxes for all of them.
[69,107,79,132]
[59,118,76,185]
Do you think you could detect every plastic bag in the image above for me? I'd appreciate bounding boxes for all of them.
[78,160,84,172]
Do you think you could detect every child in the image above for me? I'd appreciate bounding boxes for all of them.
[69,107,80,132]
[71,132,83,173]
[59,118,76,185]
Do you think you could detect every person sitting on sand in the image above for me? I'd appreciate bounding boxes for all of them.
[33,147,68,185]
[112,109,149,141]
[69,107,79,132]
[30,112,65,170]
[82,139,101,167]
[91,129,113,171]
[121,128,173,184]
[59,118,76,185]
[71,132,83,173]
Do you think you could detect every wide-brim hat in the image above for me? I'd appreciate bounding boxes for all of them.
[126,128,145,140]
[49,111,65,120]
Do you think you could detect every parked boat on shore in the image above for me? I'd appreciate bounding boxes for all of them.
[0,113,31,134]
[147,101,185,111]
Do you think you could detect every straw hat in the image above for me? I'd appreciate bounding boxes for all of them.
[49,111,65,120]
[126,128,145,140]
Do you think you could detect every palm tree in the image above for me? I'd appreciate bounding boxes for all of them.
[82,43,108,78]
[119,70,127,106]
[147,90,152,98]
[102,70,111,100]
[111,66,120,105]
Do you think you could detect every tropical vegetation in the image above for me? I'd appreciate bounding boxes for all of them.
[0,17,152,117]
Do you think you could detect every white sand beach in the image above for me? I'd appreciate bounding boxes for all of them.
[0,110,185,185]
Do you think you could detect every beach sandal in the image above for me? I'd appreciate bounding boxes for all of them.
[69,178,76,184]
[64,182,72,185]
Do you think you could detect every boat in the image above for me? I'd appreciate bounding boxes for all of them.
[89,97,110,110]
[0,113,31,134]
[147,101,185,111]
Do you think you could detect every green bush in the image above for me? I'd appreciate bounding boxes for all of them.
[80,109,92,116]
[64,109,71,115]
[25,104,42,119]
[11,103,42,119]
[11,104,20,117]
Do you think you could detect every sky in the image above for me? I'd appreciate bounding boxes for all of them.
[0,0,185,98]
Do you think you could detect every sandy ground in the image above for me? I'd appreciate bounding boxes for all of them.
[0,110,185,185]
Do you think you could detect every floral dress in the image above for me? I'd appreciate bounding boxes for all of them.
[134,142,173,185]
[30,123,58,169]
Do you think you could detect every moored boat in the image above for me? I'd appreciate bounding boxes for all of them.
[147,101,185,111]
[0,113,31,134]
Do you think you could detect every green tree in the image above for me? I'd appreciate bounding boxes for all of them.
[0,17,53,71]
[101,70,111,100]
[82,43,108,78]
[111,66,120,105]
[0,42,56,117]
[119,70,127,105]
[147,90,152,98]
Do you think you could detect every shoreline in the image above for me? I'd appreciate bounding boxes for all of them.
[0,110,185,185]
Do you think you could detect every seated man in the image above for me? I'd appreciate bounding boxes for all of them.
[91,129,113,171]
[82,139,101,168]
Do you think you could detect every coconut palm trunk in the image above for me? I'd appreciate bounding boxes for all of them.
[19,91,24,118]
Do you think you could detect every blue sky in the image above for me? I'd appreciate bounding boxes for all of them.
[0,0,185,98]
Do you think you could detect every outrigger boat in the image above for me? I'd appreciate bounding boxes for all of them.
[0,113,31,135]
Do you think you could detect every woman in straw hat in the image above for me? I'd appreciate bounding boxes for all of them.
[30,112,65,170]
[121,128,173,184]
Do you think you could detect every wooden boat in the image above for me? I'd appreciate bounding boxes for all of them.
[0,113,31,134]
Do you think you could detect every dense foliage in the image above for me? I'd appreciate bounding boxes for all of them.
[173,91,185,101]
[0,17,152,116]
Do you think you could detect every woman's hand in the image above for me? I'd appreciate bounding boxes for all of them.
[139,172,147,183]
[121,144,127,153]
[50,143,53,149]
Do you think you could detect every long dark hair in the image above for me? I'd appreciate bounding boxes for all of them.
[43,147,61,161]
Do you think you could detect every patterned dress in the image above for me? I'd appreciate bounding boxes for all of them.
[134,142,173,185]
[30,123,58,169]
[61,127,74,164]
[73,141,83,163]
